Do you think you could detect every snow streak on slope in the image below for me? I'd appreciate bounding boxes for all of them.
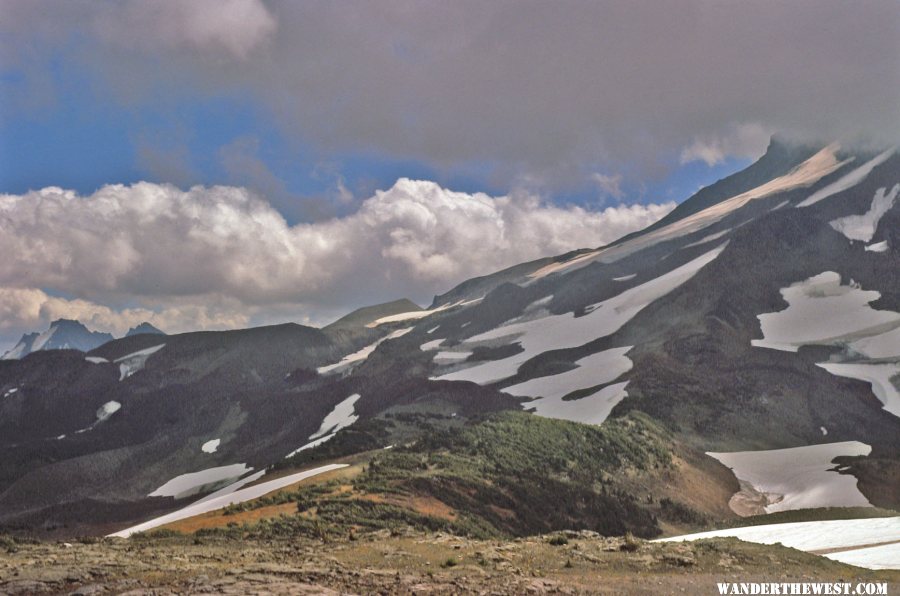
[816,362,900,418]
[286,394,361,458]
[111,464,348,538]
[148,463,255,499]
[309,394,360,440]
[660,517,900,570]
[317,328,411,375]
[752,273,900,352]
[115,344,165,380]
[708,442,872,515]
[798,148,895,207]
[574,145,849,267]
[683,228,731,248]
[829,184,900,243]
[434,245,725,385]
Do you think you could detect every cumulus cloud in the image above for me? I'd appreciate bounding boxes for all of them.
[0,180,673,346]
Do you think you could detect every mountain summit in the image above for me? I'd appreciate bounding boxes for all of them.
[1,319,115,360]
[125,322,166,337]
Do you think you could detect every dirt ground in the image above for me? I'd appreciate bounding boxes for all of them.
[1,530,897,595]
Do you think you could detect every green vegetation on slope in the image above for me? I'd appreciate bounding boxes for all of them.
[211,411,682,541]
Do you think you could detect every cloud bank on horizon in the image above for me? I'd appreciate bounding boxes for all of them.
[0,0,897,346]
[0,180,674,344]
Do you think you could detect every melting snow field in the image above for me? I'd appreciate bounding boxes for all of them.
[434,245,725,385]
[317,328,411,375]
[829,184,900,243]
[286,394,361,458]
[708,442,872,514]
[110,463,348,538]
[148,463,254,499]
[752,272,900,352]
[660,517,900,570]
[115,344,166,381]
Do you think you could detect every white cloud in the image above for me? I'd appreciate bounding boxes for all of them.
[0,180,673,346]
[0,287,250,339]
[92,0,277,59]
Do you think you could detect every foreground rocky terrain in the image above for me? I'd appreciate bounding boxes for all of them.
[2,531,898,595]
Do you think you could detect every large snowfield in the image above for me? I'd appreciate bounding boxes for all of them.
[708,442,873,514]
[434,244,725,385]
[661,517,900,570]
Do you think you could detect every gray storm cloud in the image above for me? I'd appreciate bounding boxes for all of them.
[0,180,673,346]
[2,0,898,186]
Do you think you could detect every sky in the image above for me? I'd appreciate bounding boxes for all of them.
[0,0,898,349]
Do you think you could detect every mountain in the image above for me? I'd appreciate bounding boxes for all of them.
[125,322,166,337]
[1,319,114,360]
[1,139,899,546]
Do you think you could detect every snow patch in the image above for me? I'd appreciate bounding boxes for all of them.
[309,393,361,440]
[525,382,630,427]
[865,240,889,253]
[148,463,255,500]
[503,346,633,401]
[420,339,445,351]
[829,184,900,243]
[96,401,121,423]
[115,344,165,381]
[427,325,440,334]
[798,148,895,207]
[201,439,221,454]
[433,351,472,364]
[85,356,109,364]
[318,328,411,375]
[3,387,18,398]
[752,272,900,352]
[683,228,731,248]
[612,274,636,282]
[434,245,725,385]
[110,464,347,538]
[707,441,872,515]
